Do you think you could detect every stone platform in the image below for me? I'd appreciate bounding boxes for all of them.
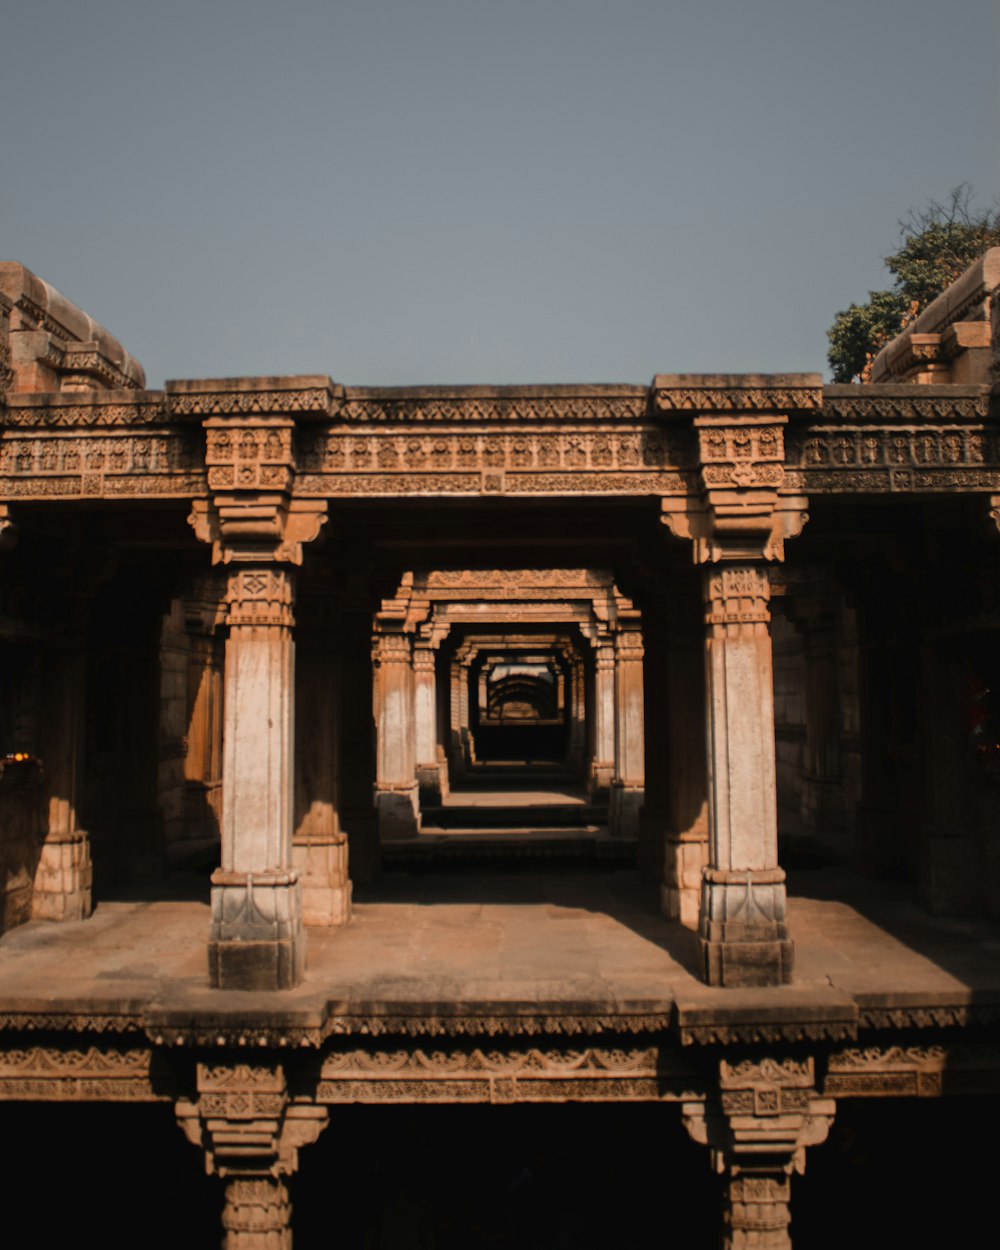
[2,863,999,1041]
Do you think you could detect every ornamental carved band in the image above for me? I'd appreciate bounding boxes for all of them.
[206,421,295,494]
[226,568,295,630]
[705,566,771,632]
[698,421,785,490]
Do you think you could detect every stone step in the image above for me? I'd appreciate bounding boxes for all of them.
[381,828,636,868]
[422,802,606,828]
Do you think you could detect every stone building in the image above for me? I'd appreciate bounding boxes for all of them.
[1,253,1000,1246]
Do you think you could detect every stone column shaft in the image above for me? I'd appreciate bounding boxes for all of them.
[699,564,791,986]
[293,640,350,926]
[209,566,303,990]
[413,644,442,804]
[184,613,225,841]
[610,627,645,836]
[590,643,616,797]
[375,631,420,838]
[662,611,709,928]
[33,646,92,921]
[337,613,380,883]
[567,659,587,774]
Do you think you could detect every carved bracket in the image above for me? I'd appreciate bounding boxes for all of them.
[176,1062,328,1179]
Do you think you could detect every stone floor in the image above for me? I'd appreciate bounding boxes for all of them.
[2,860,1000,1021]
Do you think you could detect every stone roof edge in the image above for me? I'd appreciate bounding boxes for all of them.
[871,248,1000,381]
[0,261,145,389]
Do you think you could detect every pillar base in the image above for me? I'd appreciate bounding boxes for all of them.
[292,835,352,927]
[416,764,443,808]
[209,871,305,990]
[31,831,93,922]
[700,933,793,987]
[376,786,420,840]
[661,835,707,929]
[609,783,643,838]
[699,869,793,986]
[589,762,613,803]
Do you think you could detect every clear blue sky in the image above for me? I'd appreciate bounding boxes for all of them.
[3,0,998,387]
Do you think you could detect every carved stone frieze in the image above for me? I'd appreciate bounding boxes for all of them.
[294,427,694,487]
[314,1043,704,1104]
[0,1044,163,1101]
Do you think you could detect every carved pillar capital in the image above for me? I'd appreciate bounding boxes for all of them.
[177,1063,328,1250]
[189,409,326,565]
[683,1055,835,1250]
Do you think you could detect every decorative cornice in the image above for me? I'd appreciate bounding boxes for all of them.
[339,387,649,424]
[653,374,823,414]
[165,376,337,418]
[143,1008,675,1048]
[2,395,172,426]
[820,385,991,424]
[857,1003,1000,1031]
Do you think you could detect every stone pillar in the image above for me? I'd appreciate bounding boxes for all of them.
[699,565,791,986]
[566,656,587,775]
[638,606,670,880]
[177,1062,328,1250]
[449,652,474,779]
[32,645,92,921]
[413,642,442,806]
[683,1056,834,1250]
[590,640,616,799]
[293,633,350,927]
[374,630,420,839]
[661,594,710,928]
[183,580,225,842]
[337,606,380,884]
[184,379,332,987]
[210,566,303,989]
[609,625,645,837]
[656,374,816,981]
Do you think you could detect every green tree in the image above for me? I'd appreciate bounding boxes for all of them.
[827,185,1000,382]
